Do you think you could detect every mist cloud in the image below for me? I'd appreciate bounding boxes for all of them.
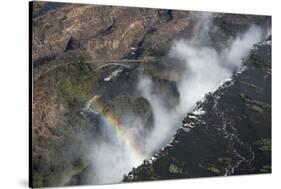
[85,14,266,185]
[138,22,264,159]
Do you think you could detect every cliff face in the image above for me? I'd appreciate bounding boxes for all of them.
[31,3,193,187]
[124,37,271,181]
[32,2,270,63]
[32,2,193,62]
[31,1,271,187]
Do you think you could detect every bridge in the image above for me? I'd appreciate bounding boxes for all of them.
[93,63,131,71]
[33,56,159,81]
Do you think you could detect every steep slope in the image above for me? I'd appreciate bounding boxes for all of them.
[124,37,271,181]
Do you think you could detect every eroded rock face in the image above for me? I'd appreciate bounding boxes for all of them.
[32,2,193,62]
[31,2,271,187]
[124,37,271,181]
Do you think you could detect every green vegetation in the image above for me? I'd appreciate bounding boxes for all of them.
[33,62,98,187]
[198,163,221,174]
[37,135,53,149]
[248,103,264,113]
[218,157,232,163]
[254,138,271,152]
[168,164,183,174]
[259,165,271,173]
[240,93,271,113]
[142,55,160,62]
[32,172,44,187]
[72,158,85,172]
[55,63,96,105]
[239,81,264,94]
[207,166,220,174]
[102,95,153,131]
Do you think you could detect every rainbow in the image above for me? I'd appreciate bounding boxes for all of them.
[86,95,145,163]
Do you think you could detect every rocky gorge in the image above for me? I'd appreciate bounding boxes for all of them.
[30,1,271,187]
